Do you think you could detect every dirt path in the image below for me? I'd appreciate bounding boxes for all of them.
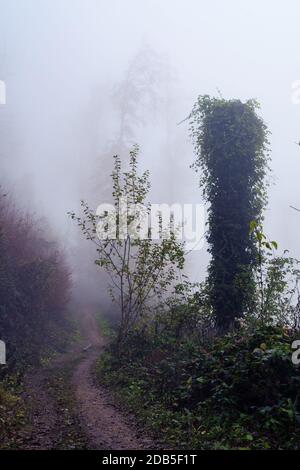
[19,308,155,450]
[73,308,154,450]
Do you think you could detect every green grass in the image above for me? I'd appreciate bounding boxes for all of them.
[95,312,112,338]
[0,376,27,449]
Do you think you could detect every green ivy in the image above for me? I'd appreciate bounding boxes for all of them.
[189,96,270,330]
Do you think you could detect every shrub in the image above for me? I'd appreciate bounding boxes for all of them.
[0,191,71,374]
[99,319,300,449]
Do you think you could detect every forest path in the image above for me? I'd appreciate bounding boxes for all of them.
[72,307,154,450]
[18,308,154,450]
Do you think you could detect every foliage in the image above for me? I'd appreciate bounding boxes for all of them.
[189,96,270,330]
[98,236,300,449]
[98,321,300,449]
[0,191,71,374]
[248,221,300,328]
[0,377,26,449]
[70,146,185,349]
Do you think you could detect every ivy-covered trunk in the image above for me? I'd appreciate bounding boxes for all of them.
[190,96,269,331]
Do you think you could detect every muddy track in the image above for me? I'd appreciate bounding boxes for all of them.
[19,308,155,450]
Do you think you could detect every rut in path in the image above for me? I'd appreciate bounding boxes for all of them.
[20,308,155,450]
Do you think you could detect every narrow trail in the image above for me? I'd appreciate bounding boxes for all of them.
[19,308,155,450]
[73,308,154,450]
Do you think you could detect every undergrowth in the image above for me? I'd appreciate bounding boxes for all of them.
[0,375,26,449]
[96,323,300,449]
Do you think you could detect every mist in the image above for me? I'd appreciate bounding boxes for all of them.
[3,0,300,455]
[1,0,300,302]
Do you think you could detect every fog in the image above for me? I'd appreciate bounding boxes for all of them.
[1,0,300,303]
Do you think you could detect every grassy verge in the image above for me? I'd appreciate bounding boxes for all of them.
[0,375,27,449]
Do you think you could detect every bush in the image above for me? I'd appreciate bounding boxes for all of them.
[98,321,300,449]
[0,191,71,374]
